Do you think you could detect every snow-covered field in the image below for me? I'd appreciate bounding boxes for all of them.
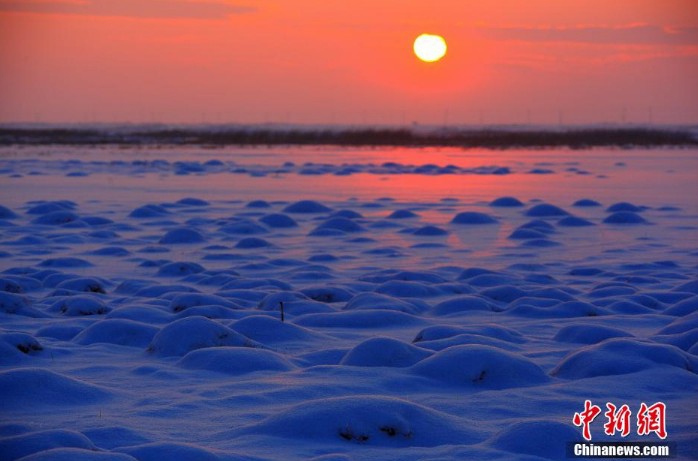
[1,145,697,460]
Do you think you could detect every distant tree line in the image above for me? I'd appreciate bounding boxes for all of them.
[0,126,696,148]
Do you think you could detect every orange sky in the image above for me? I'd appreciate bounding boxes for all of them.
[1,0,697,125]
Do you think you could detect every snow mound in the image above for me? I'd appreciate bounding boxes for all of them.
[51,295,109,316]
[55,277,107,294]
[489,196,524,207]
[606,201,644,212]
[294,310,422,329]
[133,285,199,299]
[528,168,554,174]
[374,280,440,298]
[73,319,159,348]
[0,429,96,461]
[312,218,365,234]
[458,267,498,280]
[0,277,24,294]
[412,325,468,343]
[128,204,169,218]
[89,247,129,257]
[169,293,238,313]
[588,285,636,298]
[235,237,272,249]
[553,324,633,344]
[411,345,549,388]
[488,420,581,460]
[412,225,448,236]
[156,261,205,277]
[257,291,333,315]
[246,199,271,208]
[573,198,601,207]
[35,272,75,289]
[0,292,45,317]
[603,211,648,224]
[464,272,518,287]
[0,204,19,219]
[80,426,150,450]
[552,338,697,379]
[432,296,494,315]
[12,448,137,461]
[360,269,447,284]
[388,209,418,219]
[306,455,352,461]
[415,323,525,344]
[520,238,561,248]
[518,219,556,234]
[231,315,327,343]
[26,201,75,215]
[116,442,222,461]
[0,368,111,408]
[0,332,43,364]
[605,300,655,315]
[159,228,205,244]
[525,204,569,217]
[6,274,43,292]
[32,210,81,225]
[477,286,527,306]
[0,331,42,352]
[39,258,92,268]
[147,316,258,357]
[238,395,483,446]
[258,213,298,228]
[35,323,83,341]
[106,305,172,324]
[300,286,354,303]
[344,292,426,315]
[451,211,498,225]
[672,280,698,294]
[340,337,432,367]
[221,277,291,291]
[419,333,521,355]
[178,347,294,375]
[508,300,606,318]
[657,312,698,335]
[176,197,209,207]
[508,228,548,240]
[283,200,332,214]
[653,328,698,351]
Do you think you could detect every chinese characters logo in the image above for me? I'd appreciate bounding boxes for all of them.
[573,400,667,441]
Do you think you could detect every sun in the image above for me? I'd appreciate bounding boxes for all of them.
[413,33,447,63]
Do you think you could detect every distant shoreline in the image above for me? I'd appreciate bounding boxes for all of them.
[1,125,697,149]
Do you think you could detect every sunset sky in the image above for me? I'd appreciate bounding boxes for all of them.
[1,0,697,125]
